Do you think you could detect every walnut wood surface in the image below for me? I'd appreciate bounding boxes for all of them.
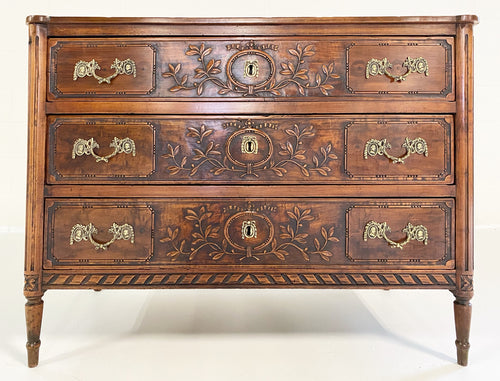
[25,297,43,368]
[27,15,478,37]
[48,37,453,100]
[25,15,477,367]
[44,184,456,198]
[45,100,457,115]
[44,198,454,269]
[454,298,472,366]
[48,115,453,184]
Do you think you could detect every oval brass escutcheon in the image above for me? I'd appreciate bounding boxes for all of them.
[226,49,275,90]
[244,60,259,78]
[226,128,272,167]
[241,135,258,154]
[241,220,257,239]
[224,211,274,251]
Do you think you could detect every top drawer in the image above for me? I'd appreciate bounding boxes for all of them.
[48,37,454,101]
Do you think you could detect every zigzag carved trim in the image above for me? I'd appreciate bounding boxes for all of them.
[43,272,456,288]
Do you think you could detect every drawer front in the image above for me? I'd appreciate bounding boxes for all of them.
[49,119,155,180]
[45,199,454,269]
[49,40,156,97]
[48,37,453,100]
[47,115,453,184]
[346,39,453,97]
[45,202,154,266]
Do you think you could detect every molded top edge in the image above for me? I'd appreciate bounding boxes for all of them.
[26,15,478,25]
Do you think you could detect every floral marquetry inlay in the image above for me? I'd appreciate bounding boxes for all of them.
[162,41,340,96]
[162,120,338,178]
[160,204,339,262]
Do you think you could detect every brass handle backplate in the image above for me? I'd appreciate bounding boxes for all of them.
[70,223,135,250]
[364,137,428,164]
[72,137,136,163]
[363,221,428,250]
[242,220,257,239]
[73,58,136,84]
[365,57,428,82]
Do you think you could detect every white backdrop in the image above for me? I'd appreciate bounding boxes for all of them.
[1,1,499,380]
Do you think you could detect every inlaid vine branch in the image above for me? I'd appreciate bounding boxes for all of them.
[160,205,339,262]
[162,43,339,96]
[162,123,337,178]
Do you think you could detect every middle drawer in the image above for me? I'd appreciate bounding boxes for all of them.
[48,115,453,184]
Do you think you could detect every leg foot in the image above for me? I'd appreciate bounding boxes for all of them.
[453,297,471,366]
[25,296,43,368]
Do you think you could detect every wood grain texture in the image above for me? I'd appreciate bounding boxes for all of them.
[454,298,472,366]
[27,15,478,37]
[44,184,457,198]
[47,115,453,184]
[45,100,457,115]
[25,23,47,298]
[47,37,453,100]
[43,198,454,269]
[25,297,43,368]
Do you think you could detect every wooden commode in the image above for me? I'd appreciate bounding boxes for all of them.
[24,15,477,367]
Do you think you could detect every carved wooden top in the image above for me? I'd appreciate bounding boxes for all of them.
[26,15,479,25]
[26,15,478,37]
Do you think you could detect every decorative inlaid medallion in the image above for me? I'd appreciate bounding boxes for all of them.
[162,41,339,96]
[162,119,337,178]
[160,203,339,262]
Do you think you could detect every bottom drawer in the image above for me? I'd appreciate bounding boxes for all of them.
[45,198,454,270]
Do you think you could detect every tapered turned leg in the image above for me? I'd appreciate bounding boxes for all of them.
[25,296,44,367]
[453,297,472,366]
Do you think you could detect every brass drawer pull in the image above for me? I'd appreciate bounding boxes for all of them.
[70,223,135,250]
[72,137,136,163]
[365,56,428,82]
[364,137,428,164]
[363,221,428,250]
[73,58,136,84]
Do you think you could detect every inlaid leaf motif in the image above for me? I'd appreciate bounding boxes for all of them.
[163,122,337,179]
[162,42,340,97]
[160,205,339,263]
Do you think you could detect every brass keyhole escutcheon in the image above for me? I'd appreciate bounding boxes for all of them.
[242,220,257,239]
[241,135,258,154]
[244,60,259,78]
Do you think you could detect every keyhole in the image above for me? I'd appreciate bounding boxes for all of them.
[244,60,258,78]
[242,220,257,239]
[241,135,258,154]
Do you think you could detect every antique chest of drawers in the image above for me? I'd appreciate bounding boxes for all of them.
[24,15,477,367]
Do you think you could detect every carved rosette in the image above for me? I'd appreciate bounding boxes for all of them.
[24,275,39,292]
[460,275,473,292]
[162,41,339,97]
